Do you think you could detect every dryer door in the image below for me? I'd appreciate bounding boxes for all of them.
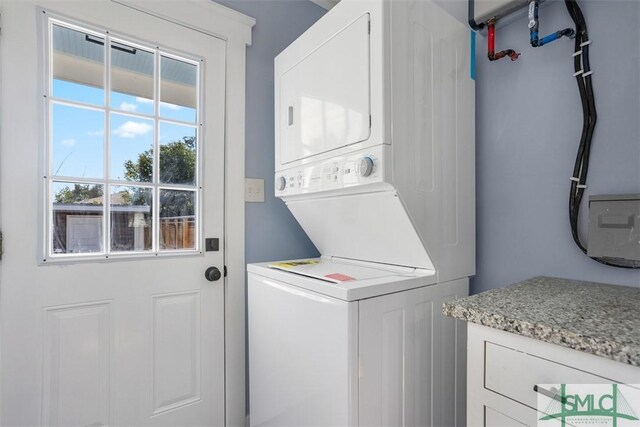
[279,13,371,165]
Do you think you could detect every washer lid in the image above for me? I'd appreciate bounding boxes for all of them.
[268,258,400,284]
[248,257,437,301]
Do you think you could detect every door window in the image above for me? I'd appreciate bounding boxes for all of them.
[46,19,202,259]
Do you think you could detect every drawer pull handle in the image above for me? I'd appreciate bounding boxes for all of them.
[533,385,567,404]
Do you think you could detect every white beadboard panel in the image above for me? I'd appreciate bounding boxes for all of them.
[414,301,434,425]
[152,291,201,415]
[42,301,112,427]
[381,309,405,427]
[359,278,468,427]
[433,293,458,425]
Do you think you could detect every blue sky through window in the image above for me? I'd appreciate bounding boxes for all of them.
[54,79,104,106]
[52,79,197,182]
[52,102,104,178]
[110,112,154,181]
[111,92,154,116]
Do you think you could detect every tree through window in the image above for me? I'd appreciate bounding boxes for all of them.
[46,19,201,258]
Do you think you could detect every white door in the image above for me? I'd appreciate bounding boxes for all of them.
[0,1,226,425]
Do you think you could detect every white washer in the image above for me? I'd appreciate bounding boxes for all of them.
[248,258,467,427]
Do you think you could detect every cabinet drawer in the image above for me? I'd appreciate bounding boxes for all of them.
[485,342,609,409]
[485,406,532,427]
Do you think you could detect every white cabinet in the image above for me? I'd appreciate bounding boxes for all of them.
[467,323,640,426]
[484,406,532,427]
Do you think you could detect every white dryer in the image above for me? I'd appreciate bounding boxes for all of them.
[248,258,467,427]
[273,0,475,284]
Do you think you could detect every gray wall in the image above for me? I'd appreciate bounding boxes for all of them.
[472,0,640,293]
[216,0,324,264]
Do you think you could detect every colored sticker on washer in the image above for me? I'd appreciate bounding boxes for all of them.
[325,273,356,282]
[270,260,320,269]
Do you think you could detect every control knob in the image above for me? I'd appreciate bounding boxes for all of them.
[357,157,374,177]
[277,176,286,191]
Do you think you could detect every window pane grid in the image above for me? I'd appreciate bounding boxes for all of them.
[157,117,201,128]
[50,181,106,256]
[46,18,202,259]
[48,97,107,113]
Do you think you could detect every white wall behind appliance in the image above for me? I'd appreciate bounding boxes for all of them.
[433,0,469,25]
[214,0,325,264]
[473,0,640,294]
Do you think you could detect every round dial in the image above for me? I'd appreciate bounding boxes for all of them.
[277,176,287,191]
[357,157,374,177]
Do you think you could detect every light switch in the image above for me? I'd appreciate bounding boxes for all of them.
[245,178,265,202]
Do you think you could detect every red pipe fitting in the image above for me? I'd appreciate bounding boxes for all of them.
[487,20,520,62]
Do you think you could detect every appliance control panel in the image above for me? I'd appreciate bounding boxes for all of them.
[275,146,386,196]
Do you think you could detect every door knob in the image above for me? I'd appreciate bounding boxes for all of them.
[205,266,222,282]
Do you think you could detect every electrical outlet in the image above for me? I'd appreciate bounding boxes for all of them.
[245,178,265,202]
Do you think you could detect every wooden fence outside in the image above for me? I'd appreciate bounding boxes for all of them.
[160,216,196,250]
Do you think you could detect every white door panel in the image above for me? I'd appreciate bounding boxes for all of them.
[42,301,112,427]
[0,1,225,425]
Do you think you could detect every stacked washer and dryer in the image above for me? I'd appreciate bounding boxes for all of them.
[248,0,474,425]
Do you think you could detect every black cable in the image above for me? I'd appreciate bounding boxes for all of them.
[566,0,589,252]
[563,0,637,268]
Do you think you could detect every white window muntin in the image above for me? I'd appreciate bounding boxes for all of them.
[44,15,204,261]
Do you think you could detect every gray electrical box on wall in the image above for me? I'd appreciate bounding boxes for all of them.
[587,194,640,264]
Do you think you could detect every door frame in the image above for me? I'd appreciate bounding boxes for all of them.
[0,0,255,425]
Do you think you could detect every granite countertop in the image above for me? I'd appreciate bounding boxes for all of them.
[443,276,640,367]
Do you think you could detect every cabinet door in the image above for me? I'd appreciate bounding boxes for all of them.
[279,13,371,165]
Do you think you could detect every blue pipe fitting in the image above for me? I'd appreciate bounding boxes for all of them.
[528,0,575,48]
